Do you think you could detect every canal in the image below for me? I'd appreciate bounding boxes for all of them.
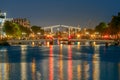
[0,44,120,80]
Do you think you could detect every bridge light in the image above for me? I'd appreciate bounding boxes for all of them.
[85,32,89,35]
[90,34,95,38]
[47,35,50,38]
[49,35,52,37]
[103,35,109,39]
[37,32,41,35]
[46,34,53,39]
[77,34,80,38]
[68,35,72,39]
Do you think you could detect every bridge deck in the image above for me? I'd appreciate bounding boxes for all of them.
[69,39,114,42]
[7,39,114,43]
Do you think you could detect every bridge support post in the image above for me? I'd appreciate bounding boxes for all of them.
[50,41,53,45]
[51,27,53,33]
[68,41,71,45]
[68,27,70,37]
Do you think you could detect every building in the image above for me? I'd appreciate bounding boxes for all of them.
[11,18,31,28]
[0,11,7,39]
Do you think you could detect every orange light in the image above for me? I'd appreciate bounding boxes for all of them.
[68,35,72,39]
[77,34,80,38]
[47,35,50,37]
[103,35,109,39]
[49,46,54,80]
[68,45,73,80]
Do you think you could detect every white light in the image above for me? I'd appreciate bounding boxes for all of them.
[95,32,99,34]
[4,13,6,16]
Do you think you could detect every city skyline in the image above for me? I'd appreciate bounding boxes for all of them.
[0,0,120,28]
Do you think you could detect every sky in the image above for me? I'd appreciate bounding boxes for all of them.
[0,0,120,28]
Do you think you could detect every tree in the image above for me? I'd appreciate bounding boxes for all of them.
[95,22,108,34]
[3,21,32,39]
[13,23,22,37]
[86,28,95,34]
[3,21,22,38]
[31,26,44,35]
[3,21,15,36]
[108,16,120,35]
[19,25,31,36]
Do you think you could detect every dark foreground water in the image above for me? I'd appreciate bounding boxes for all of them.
[0,44,120,80]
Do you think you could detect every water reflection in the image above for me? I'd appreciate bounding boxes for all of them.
[59,45,63,80]
[0,45,120,80]
[68,45,73,80]
[0,48,9,80]
[77,65,81,80]
[31,58,36,80]
[21,45,27,80]
[118,63,120,80]
[49,45,54,80]
[93,45,100,80]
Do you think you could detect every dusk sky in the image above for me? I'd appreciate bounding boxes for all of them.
[0,0,120,28]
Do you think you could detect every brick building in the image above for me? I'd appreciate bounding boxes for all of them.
[11,18,31,28]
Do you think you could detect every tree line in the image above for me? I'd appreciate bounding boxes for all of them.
[3,21,44,39]
[95,12,120,39]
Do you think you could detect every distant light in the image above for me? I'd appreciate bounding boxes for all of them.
[77,34,80,38]
[103,35,109,39]
[86,32,89,35]
[77,42,80,45]
[4,12,6,16]
[68,35,71,39]
[95,32,99,34]
[37,32,41,35]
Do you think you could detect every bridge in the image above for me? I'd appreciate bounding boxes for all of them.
[42,25,81,36]
[6,39,114,46]
[7,39,52,45]
[69,39,114,42]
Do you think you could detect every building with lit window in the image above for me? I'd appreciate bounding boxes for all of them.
[11,18,31,28]
[0,11,7,39]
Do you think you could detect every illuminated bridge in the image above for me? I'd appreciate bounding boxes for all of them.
[42,25,81,35]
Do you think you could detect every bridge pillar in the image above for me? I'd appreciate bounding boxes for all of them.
[50,41,53,45]
[68,27,71,37]
[75,29,77,34]
[78,28,81,31]
[68,41,72,45]
[51,27,53,33]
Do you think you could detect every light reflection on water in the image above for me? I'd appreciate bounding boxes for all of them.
[0,45,120,80]
[49,46,54,80]
[68,45,72,80]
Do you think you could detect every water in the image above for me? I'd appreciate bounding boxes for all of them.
[0,44,120,80]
